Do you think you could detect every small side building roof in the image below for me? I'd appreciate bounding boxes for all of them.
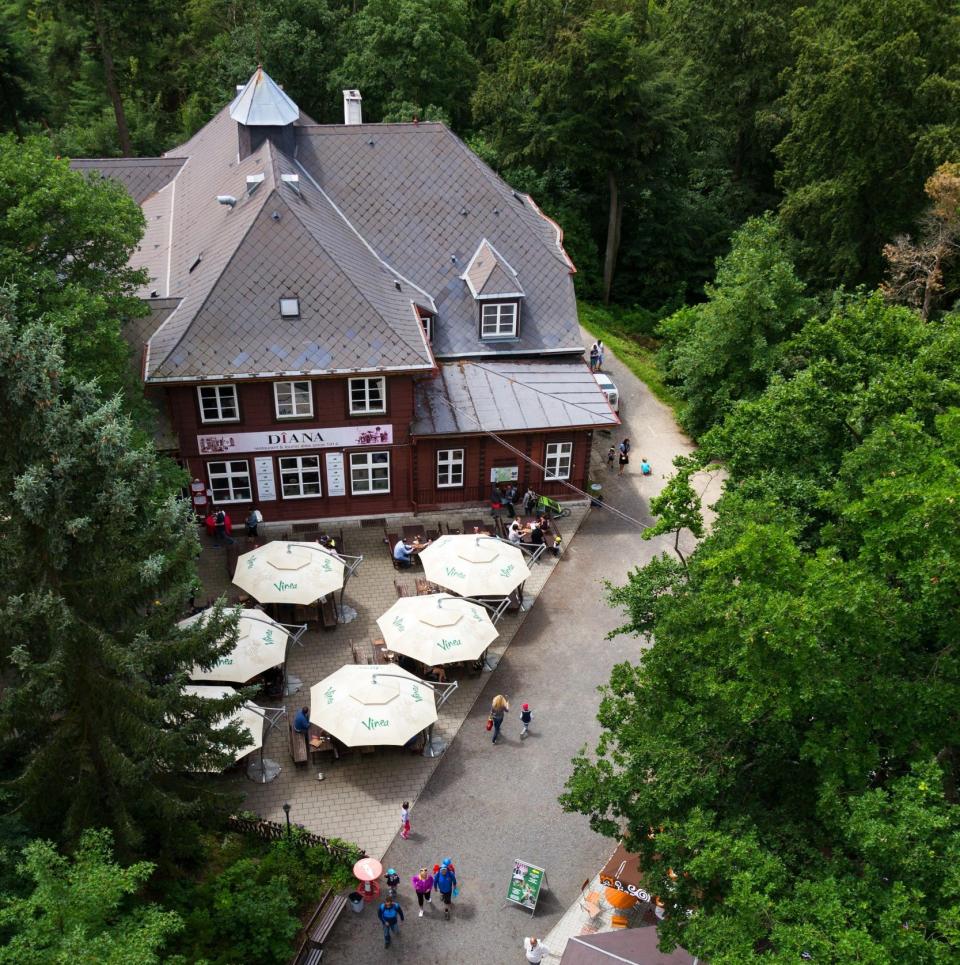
[412,361,619,436]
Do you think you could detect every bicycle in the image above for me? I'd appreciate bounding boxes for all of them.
[524,491,571,519]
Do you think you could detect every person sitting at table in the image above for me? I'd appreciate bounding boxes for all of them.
[508,520,525,545]
[527,521,545,547]
[393,538,415,567]
[536,514,551,536]
[426,665,448,683]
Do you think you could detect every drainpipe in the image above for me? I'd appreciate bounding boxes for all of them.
[408,432,418,514]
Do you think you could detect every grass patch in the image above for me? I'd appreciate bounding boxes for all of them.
[579,302,684,414]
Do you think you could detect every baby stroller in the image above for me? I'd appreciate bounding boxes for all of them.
[523,489,571,519]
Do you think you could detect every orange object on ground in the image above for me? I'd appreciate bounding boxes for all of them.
[605,886,637,910]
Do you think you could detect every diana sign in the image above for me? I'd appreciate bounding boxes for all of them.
[197,425,393,455]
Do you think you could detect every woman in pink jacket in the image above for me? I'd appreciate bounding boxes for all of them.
[411,867,434,917]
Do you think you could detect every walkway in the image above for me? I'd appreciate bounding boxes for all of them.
[322,337,721,962]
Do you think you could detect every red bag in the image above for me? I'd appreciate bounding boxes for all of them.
[485,716,493,732]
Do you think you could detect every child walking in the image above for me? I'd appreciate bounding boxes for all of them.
[400,801,411,839]
[606,446,615,470]
[385,867,400,899]
[520,702,533,739]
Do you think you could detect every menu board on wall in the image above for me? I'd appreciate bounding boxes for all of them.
[326,452,346,497]
[254,457,277,502]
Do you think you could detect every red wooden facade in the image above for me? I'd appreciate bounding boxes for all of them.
[170,374,593,522]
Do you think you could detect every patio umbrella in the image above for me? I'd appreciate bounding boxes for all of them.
[376,593,498,666]
[309,664,437,747]
[183,684,264,769]
[418,534,530,598]
[233,541,345,605]
[181,608,289,684]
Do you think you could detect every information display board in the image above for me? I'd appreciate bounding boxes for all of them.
[254,457,277,501]
[506,859,546,915]
[326,451,346,497]
[490,466,519,483]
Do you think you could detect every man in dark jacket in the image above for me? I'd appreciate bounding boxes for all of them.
[435,861,457,920]
[377,896,404,946]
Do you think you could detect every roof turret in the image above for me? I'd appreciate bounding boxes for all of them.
[229,67,300,127]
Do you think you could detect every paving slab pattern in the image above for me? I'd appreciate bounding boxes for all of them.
[319,335,723,963]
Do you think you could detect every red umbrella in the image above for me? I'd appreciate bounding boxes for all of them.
[353,857,383,901]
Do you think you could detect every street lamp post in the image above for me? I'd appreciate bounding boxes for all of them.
[282,802,291,839]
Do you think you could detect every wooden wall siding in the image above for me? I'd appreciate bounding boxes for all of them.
[170,376,417,521]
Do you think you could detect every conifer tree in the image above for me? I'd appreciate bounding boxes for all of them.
[0,297,247,857]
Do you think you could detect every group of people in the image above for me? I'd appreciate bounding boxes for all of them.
[376,858,459,946]
[204,506,264,546]
[507,514,552,549]
[606,438,651,478]
[589,340,605,372]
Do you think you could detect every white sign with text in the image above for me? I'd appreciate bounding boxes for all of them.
[254,457,277,501]
[325,452,346,497]
[197,425,393,455]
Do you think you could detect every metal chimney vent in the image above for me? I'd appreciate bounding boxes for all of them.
[343,89,363,125]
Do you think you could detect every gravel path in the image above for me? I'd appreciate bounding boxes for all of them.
[322,338,713,963]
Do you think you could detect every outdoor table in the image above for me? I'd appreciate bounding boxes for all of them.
[354,857,382,901]
[308,724,340,762]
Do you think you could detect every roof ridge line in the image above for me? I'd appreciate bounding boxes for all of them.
[292,156,437,311]
[292,155,435,361]
[275,189,429,362]
[147,164,275,377]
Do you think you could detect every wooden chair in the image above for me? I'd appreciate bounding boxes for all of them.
[580,890,602,918]
[394,579,412,598]
[350,641,363,664]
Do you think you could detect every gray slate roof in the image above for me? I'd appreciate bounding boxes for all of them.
[412,362,619,436]
[296,123,580,358]
[71,157,185,204]
[69,69,583,383]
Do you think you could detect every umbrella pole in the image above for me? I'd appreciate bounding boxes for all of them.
[245,705,286,784]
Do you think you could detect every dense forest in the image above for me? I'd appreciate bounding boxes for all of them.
[3,0,959,308]
[1,0,960,961]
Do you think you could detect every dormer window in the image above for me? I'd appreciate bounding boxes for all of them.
[417,307,434,341]
[481,302,518,339]
[279,297,300,318]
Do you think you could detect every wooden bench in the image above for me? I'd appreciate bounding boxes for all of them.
[319,595,338,630]
[292,889,349,964]
[289,722,308,766]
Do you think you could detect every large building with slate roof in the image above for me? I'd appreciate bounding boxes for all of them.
[72,68,618,521]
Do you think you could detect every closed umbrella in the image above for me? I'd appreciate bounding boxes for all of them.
[181,608,290,683]
[376,593,498,666]
[233,541,345,605]
[183,684,264,768]
[418,535,530,598]
[309,664,437,747]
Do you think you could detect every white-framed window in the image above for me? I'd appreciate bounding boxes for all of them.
[279,296,300,318]
[544,441,573,481]
[350,451,390,494]
[207,460,252,503]
[279,455,322,498]
[273,380,313,419]
[198,384,239,423]
[437,448,464,488]
[348,377,386,415]
[481,302,518,338]
[419,312,433,341]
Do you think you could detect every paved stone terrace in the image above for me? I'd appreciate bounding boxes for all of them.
[195,505,589,858]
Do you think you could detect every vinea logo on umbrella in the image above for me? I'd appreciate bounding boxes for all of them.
[437,638,461,651]
[445,566,466,579]
[262,629,275,645]
[392,616,405,632]
[324,686,335,705]
[410,686,423,703]
[362,717,390,731]
[246,557,258,569]
[499,564,514,577]
[274,580,298,592]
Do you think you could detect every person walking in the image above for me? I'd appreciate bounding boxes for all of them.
[589,343,599,372]
[596,340,605,370]
[640,457,652,476]
[385,868,400,899]
[377,896,404,947]
[213,508,234,546]
[606,446,616,470]
[618,437,631,476]
[245,506,262,538]
[523,488,538,516]
[525,936,550,962]
[435,859,457,920]
[411,867,434,916]
[520,702,533,739]
[400,800,411,839]
[490,694,509,744]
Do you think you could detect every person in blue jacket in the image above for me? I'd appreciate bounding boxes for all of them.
[377,896,404,947]
[435,858,457,920]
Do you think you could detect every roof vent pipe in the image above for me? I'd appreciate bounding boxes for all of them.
[343,89,362,125]
[217,195,237,207]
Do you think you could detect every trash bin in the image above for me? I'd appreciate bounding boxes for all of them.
[590,484,603,507]
[349,892,364,913]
